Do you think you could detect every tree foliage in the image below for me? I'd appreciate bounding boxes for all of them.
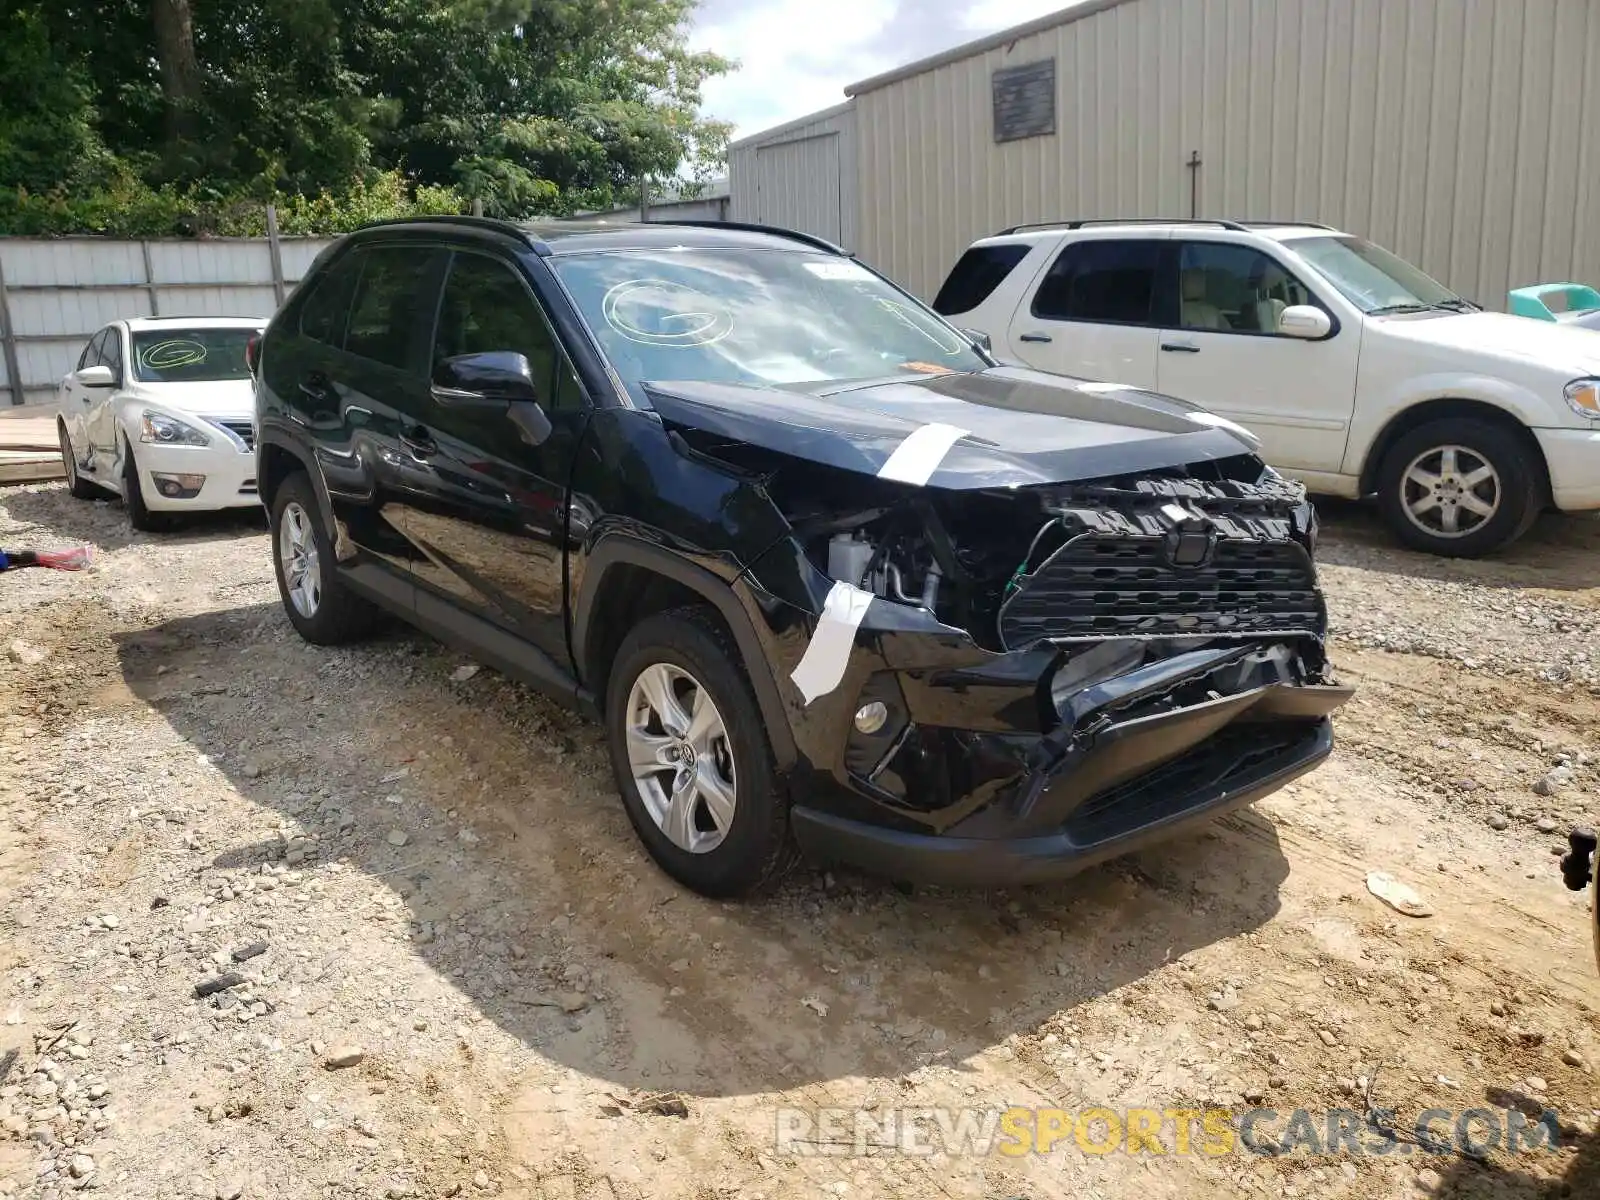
[0,0,732,233]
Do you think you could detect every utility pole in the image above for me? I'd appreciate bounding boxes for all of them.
[1186,150,1202,219]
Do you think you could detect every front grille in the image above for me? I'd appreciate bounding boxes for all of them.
[1064,724,1318,846]
[217,419,255,451]
[999,534,1321,648]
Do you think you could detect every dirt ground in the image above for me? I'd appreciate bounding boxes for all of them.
[2,481,1599,1200]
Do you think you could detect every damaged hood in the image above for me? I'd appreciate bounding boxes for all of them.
[642,367,1253,489]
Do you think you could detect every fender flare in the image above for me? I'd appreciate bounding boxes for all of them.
[572,535,798,768]
[256,427,341,547]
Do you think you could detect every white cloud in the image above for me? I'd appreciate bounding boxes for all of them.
[692,0,1086,140]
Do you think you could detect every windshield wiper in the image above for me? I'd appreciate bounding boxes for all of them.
[1432,298,1480,312]
[1367,302,1438,315]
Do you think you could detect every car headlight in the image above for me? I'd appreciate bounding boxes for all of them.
[139,410,211,446]
[1563,378,1600,419]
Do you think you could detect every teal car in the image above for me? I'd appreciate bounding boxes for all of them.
[1510,282,1600,331]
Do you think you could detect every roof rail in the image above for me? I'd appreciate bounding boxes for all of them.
[658,219,848,256]
[1238,219,1336,230]
[995,218,1251,235]
[353,214,532,239]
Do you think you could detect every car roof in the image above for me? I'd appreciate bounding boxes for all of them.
[123,315,267,332]
[348,215,847,258]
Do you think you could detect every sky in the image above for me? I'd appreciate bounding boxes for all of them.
[689,0,1078,141]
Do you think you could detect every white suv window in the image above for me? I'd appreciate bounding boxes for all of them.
[1176,242,1318,336]
[1030,239,1163,326]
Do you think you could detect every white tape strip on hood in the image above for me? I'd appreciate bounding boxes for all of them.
[877,422,970,485]
[790,580,875,706]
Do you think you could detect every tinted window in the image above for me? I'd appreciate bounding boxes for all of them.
[298,252,362,346]
[932,243,1032,315]
[1031,240,1162,324]
[432,254,564,404]
[1178,242,1319,334]
[131,327,258,382]
[102,327,123,381]
[344,248,439,370]
[79,330,106,371]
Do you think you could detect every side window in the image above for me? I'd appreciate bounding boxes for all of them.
[1031,239,1163,325]
[78,330,107,371]
[298,252,363,347]
[932,243,1032,315]
[432,253,582,410]
[344,247,442,371]
[102,327,123,382]
[1177,242,1316,335]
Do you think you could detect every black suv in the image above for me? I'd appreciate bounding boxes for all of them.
[252,217,1351,897]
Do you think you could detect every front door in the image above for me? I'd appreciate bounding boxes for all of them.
[1156,240,1359,473]
[394,249,588,666]
[90,325,127,471]
[61,329,107,470]
[1005,237,1165,390]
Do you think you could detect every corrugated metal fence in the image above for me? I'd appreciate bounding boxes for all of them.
[0,224,335,406]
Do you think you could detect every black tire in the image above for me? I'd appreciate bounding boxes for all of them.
[1376,417,1543,558]
[268,471,380,645]
[58,422,100,500]
[604,606,798,898]
[121,437,171,532]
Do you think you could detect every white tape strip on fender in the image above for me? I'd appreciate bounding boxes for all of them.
[876,422,970,486]
[790,581,875,706]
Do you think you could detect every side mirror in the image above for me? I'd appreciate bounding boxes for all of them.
[1278,305,1333,340]
[960,327,992,353]
[431,351,552,446]
[75,364,116,388]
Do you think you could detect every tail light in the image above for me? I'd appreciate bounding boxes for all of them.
[245,334,261,375]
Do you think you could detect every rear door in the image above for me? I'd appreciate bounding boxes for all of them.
[1006,237,1167,389]
[1156,239,1358,472]
[393,249,590,665]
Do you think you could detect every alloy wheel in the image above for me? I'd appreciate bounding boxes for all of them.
[278,501,323,618]
[624,662,738,854]
[1399,444,1501,539]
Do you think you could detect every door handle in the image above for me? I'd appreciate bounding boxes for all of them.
[299,373,335,403]
[400,427,437,458]
[1160,342,1200,353]
[1018,332,1053,344]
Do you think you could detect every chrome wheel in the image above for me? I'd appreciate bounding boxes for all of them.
[624,662,737,854]
[278,501,322,618]
[1400,444,1500,539]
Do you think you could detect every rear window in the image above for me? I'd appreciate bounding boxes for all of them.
[932,243,1032,315]
[131,328,258,383]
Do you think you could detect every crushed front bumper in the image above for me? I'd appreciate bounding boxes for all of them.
[780,625,1351,886]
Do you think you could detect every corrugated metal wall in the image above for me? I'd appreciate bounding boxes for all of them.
[849,0,1600,304]
[0,236,334,406]
[729,104,859,251]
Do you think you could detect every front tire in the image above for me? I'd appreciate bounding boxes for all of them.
[604,607,798,898]
[269,472,380,645]
[1376,418,1542,557]
[121,437,171,532]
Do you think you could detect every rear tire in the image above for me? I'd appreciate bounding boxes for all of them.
[604,606,798,898]
[121,437,171,532]
[1376,417,1542,557]
[269,471,380,645]
[58,423,100,500]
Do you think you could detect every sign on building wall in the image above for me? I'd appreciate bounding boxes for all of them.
[992,59,1056,143]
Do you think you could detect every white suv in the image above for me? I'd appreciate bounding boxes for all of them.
[936,219,1600,556]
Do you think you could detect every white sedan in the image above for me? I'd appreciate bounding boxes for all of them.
[56,316,267,529]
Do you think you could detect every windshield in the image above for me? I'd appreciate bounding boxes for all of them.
[550,249,988,401]
[131,328,257,383]
[1289,236,1466,314]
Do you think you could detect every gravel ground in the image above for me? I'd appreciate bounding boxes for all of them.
[2,482,1600,1200]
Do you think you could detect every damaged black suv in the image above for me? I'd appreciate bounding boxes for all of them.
[252,217,1351,897]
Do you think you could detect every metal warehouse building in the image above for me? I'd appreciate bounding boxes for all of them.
[729,0,1600,307]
